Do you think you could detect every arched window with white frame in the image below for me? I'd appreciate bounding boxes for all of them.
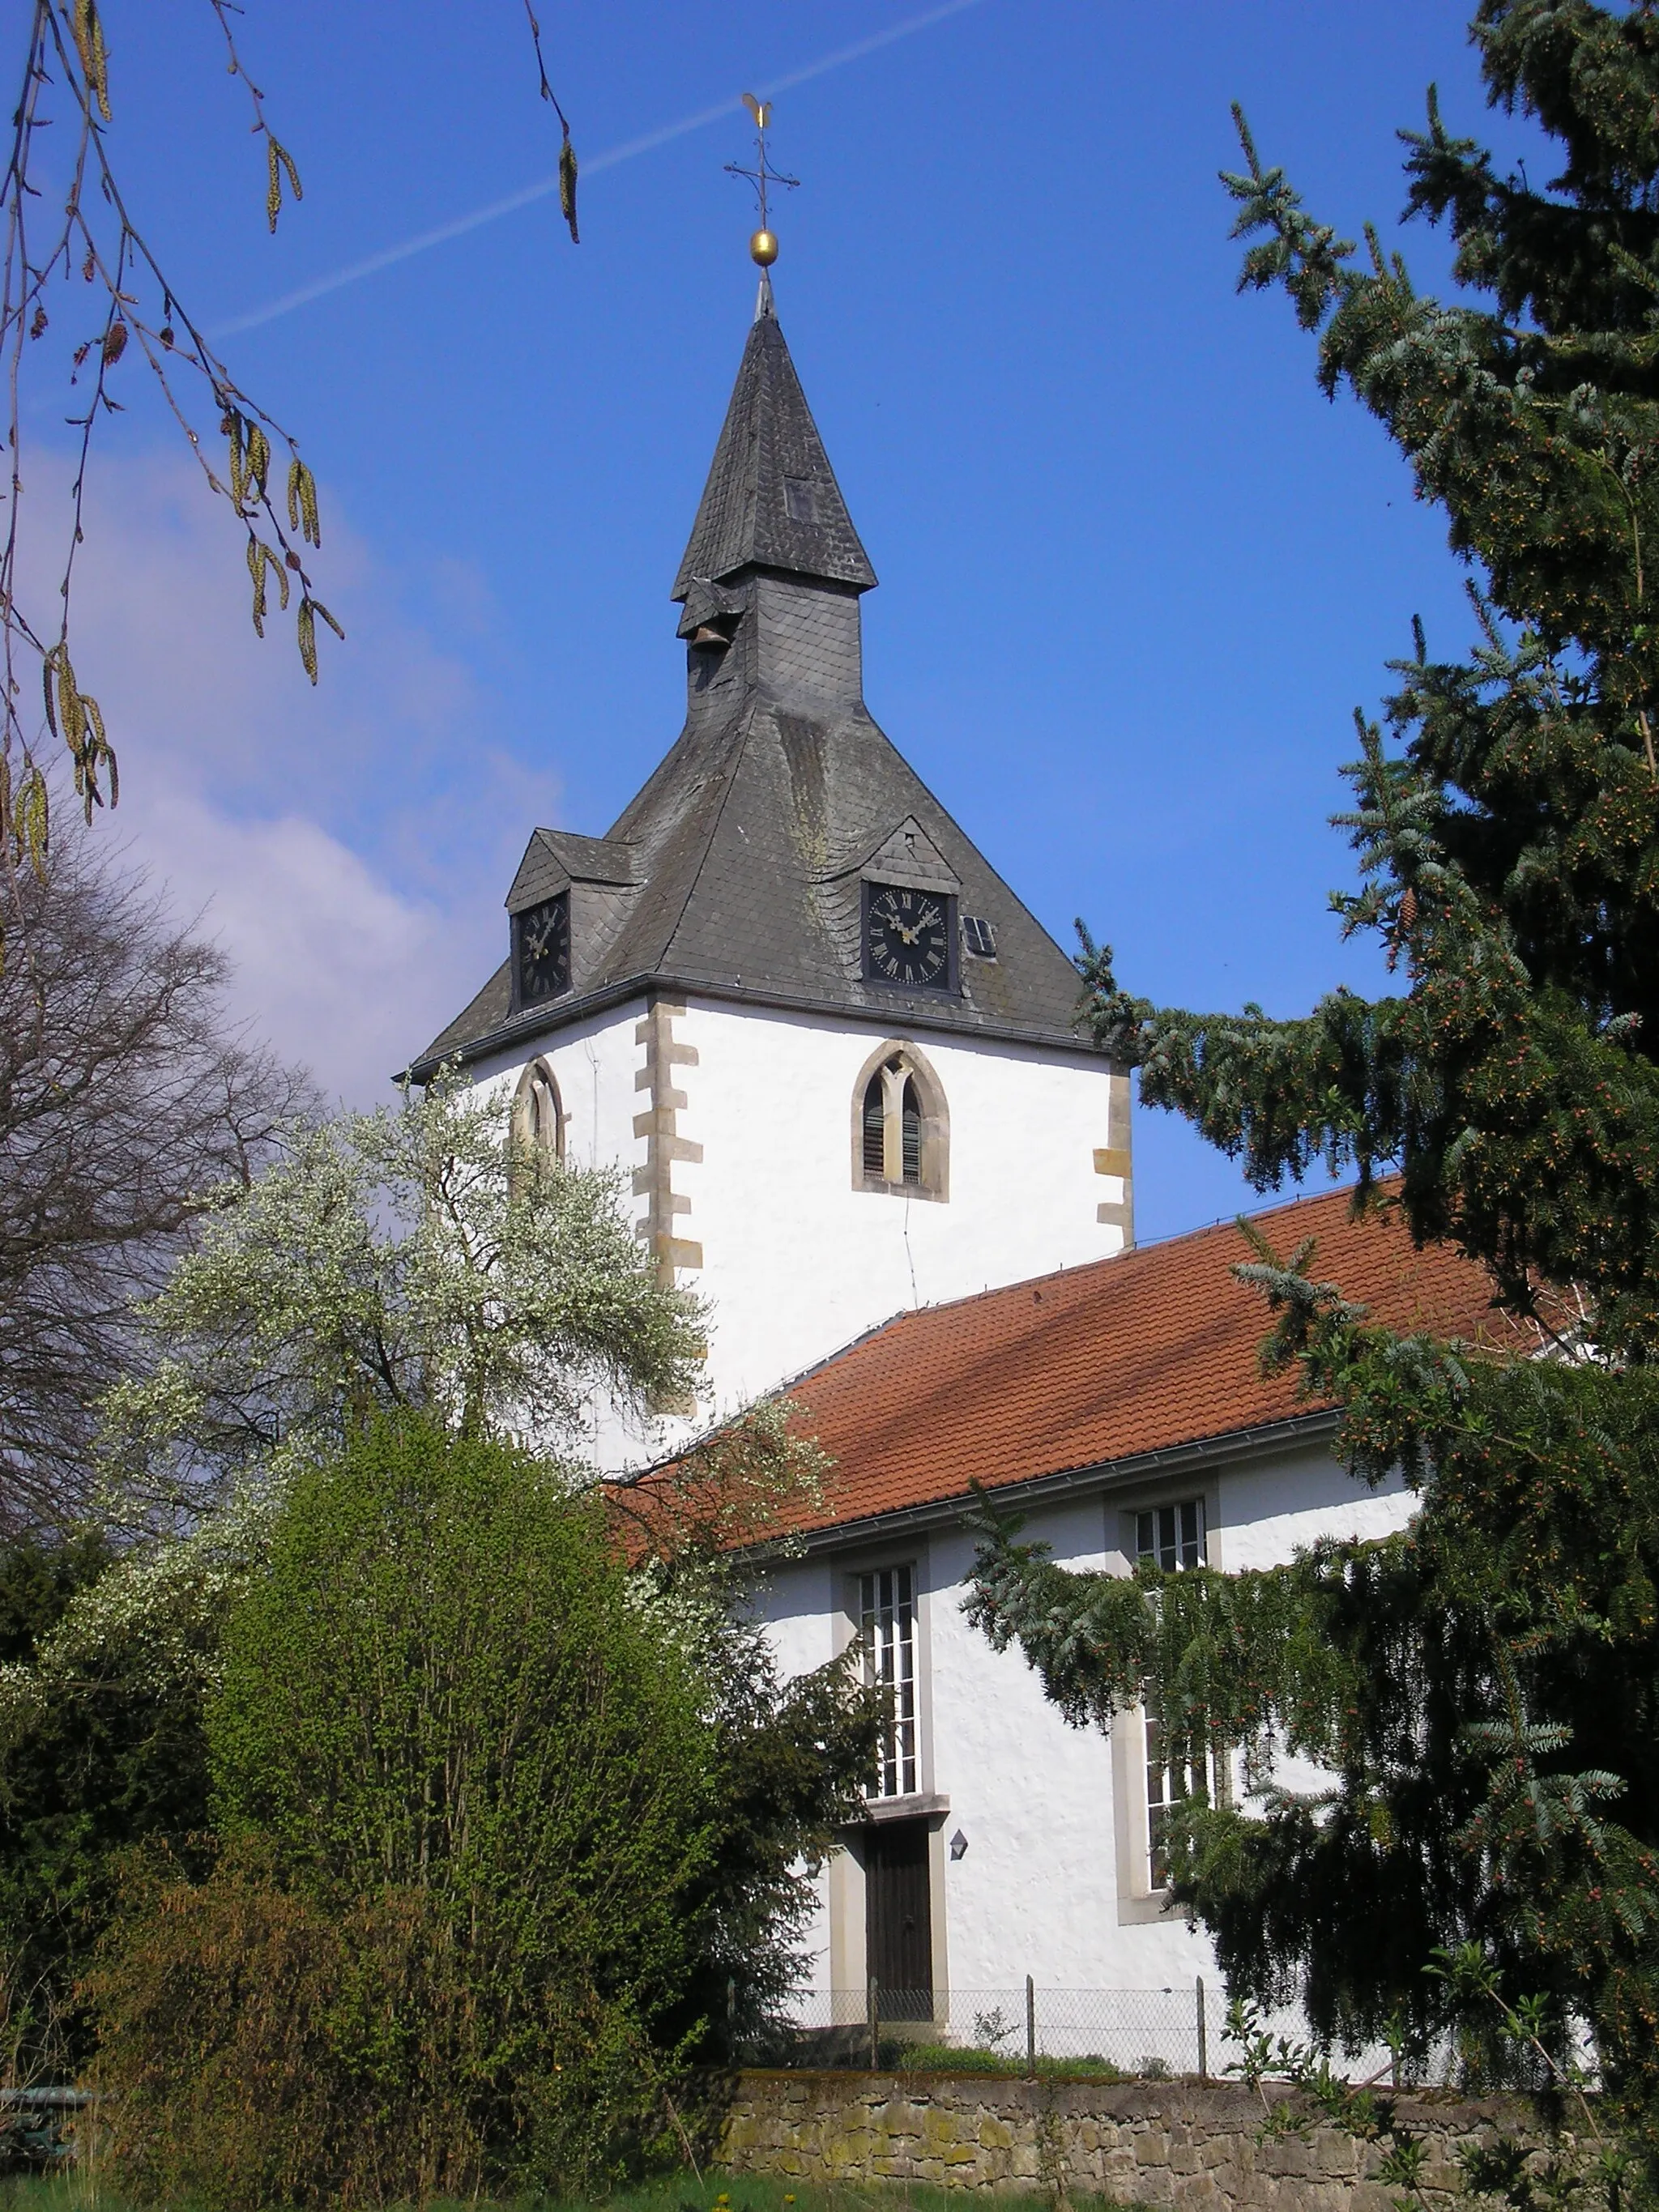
[510,1058,565,1183]
[851,1040,948,1201]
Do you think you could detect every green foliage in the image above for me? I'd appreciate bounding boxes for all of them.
[0,1534,207,2071]
[0,1064,711,1866]
[208,1418,716,2028]
[0,1062,850,2155]
[1223,1996,1403,2144]
[2,1069,748,1740]
[1226,1984,1627,2212]
[99,1068,706,1515]
[88,1841,501,2208]
[891,2043,1125,2081]
[92,1417,878,2201]
[967,0,1659,2182]
[667,1593,883,2047]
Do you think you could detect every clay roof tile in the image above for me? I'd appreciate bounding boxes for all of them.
[761,1183,1507,1539]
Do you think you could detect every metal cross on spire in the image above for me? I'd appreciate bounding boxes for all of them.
[727,92,799,270]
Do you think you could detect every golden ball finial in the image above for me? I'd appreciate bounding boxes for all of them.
[750,228,778,266]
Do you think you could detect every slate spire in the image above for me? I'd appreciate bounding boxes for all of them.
[671,290,876,602]
[411,291,1095,1080]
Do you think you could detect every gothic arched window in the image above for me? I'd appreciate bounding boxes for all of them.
[511,1059,565,1183]
[862,1073,887,1179]
[901,1076,922,1185]
[851,1042,948,1201]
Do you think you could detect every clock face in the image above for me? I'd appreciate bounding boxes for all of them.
[864,882,953,991]
[515,893,570,1007]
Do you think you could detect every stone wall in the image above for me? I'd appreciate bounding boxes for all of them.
[720,2070,1543,2207]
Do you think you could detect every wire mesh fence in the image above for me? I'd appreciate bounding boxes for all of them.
[744,1983,1424,2086]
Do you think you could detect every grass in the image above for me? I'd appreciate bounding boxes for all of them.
[889,2044,1128,2082]
[539,2183,1132,2212]
[0,2171,1141,2212]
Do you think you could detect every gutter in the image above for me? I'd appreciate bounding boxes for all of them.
[736,1408,1344,1562]
[402,969,1109,1085]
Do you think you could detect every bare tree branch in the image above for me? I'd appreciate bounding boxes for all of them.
[0,0,339,966]
[0,821,314,1532]
[0,3,576,968]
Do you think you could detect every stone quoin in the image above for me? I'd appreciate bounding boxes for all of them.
[408,281,1502,2025]
[410,279,1129,1464]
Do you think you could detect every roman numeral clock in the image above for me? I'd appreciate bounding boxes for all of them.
[863,882,956,991]
[514,892,570,1008]
[407,254,1134,1463]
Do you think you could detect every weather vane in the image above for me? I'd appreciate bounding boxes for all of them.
[727,92,799,268]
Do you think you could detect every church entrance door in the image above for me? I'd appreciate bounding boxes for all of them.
[865,1818,932,2018]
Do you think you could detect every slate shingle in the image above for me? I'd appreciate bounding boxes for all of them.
[412,300,1097,1076]
[672,283,876,597]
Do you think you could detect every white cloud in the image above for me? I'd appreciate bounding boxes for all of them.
[132,798,456,1103]
[19,448,554,1102]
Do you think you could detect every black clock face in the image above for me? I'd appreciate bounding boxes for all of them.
[864,883,953,991]
[516,893,570,1007]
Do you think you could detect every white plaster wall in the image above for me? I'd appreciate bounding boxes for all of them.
[748,1443,1424,2004]
[478,992,1122,1468]
[1217,1442,1414,1567]
[749,1561,842,1997]
[922,1509,1192,1995]
[669,998,1120,1423]
[473,999,658,1468]
[473,996,646,1178]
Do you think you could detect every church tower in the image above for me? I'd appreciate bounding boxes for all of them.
[410,279,1133,1455]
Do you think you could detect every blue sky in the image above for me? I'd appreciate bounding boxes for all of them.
[32,2,1536,1242]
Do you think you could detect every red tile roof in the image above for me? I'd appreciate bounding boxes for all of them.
[772,1183,1503,1538]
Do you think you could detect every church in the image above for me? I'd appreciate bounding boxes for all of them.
[410,271,1491,2058]
[409,271,1132,1460]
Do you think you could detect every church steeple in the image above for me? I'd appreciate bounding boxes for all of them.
[410,194,1128,1447]
[671,295,876,604]
[414,287,1102,1080]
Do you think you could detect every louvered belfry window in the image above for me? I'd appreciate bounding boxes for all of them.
[900,1076,923,1186]
[859,1565,919,1799]
[862,1074,887,1178]
[855,1046,947,1200]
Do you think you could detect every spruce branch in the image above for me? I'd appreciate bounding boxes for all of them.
[1000,15,1659,2138]
[1222,102,1357,332]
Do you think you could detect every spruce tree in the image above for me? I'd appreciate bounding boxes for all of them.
[967,0,1659,2153]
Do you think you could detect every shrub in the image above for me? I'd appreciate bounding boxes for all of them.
[207,1417,715,2031]
[88,1843,493,2208]
[0,1533,208,2069]
[894,2042,1125,2082]
[92,1417,721,2201]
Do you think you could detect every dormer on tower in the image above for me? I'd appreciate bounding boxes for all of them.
[672,279,876,718]
[416,282,1113,1075]
[410,265,1131,1442]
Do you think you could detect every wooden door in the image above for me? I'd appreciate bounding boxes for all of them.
[865,1818,932,2017]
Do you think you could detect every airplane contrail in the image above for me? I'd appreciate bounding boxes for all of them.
[214,0,987,339]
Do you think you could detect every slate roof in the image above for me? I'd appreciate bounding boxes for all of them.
[416,693,1092,1072]
[742,1183,1511,1542]
[505,829,638,914]
[671,280,876,599]
[412,296,1094,1076]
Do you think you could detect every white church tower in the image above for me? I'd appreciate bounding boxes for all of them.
[408,275,1132,1457]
